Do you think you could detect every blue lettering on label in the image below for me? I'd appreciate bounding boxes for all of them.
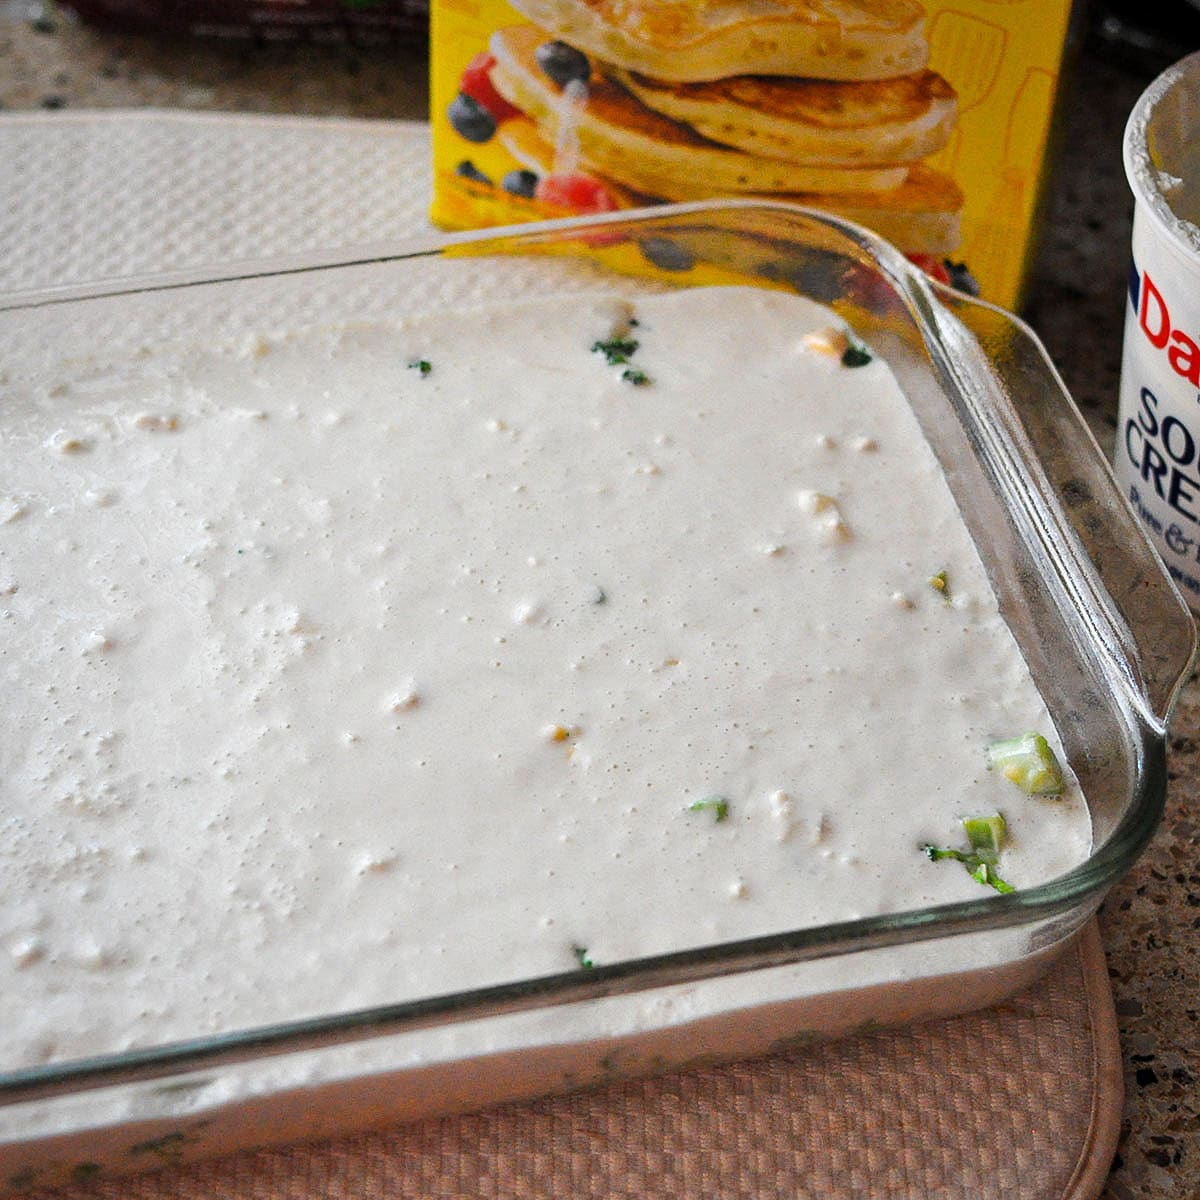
[1165,523,1195,556]
[1124,384,1200,525]
[1129,482,1164,533]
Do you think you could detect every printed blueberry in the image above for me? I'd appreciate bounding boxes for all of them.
[455,160,493,186]
[944,260,981,296]
[448,92,496,144]
[638,237,695,272]
[502,169,539,199]
[535,41,591,88]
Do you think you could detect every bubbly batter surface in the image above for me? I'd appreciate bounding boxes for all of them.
[0,287,1090,1067]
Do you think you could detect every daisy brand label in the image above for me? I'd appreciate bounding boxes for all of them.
[1117,236,1200,606]
[1117,51,1200,608]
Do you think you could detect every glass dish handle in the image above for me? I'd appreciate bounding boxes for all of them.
[936,287,1196,728]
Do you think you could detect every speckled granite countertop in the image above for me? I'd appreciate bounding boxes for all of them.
[0,6,1197,1197]
[1024,35,1200,1200]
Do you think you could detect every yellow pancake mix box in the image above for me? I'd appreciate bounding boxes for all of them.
[429,0,1074,308]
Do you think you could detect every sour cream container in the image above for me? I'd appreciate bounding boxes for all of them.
[1116,50,1200,609]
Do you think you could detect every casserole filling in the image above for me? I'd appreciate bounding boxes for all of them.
[0,286,1090,1066]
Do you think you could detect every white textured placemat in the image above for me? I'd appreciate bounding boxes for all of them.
[0,110,432,292]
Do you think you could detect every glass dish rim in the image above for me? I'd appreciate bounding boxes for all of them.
[0,198,1187,1108]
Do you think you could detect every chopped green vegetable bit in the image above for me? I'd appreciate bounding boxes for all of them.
[922,813,1014,895]
[923,845,968,863]
[407,359,432,376]
[987,733,1064,796]
[592,336,639,365]
[688,796,730,823]
[621,368,650,386]
[841,336,873,368]
[928,570,950,602]
[970,861,1015,894]
[572,944,594,970]
[963,813,1007,860]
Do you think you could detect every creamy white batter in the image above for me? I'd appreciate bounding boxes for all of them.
[0,287,1090,1068]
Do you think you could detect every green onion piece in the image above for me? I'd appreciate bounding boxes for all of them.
[688,796,729,823]
[922,844,968,864]
[621,368,650,386]
[592,336,639,366]
[928,570,950,602]
[922,813,1013,894]
[572,944,593,970]
[963,813,1007,863]
[972,861,1015,894]
[407,359,432,377]
[987,733,1064,796]
[841,336,873,368]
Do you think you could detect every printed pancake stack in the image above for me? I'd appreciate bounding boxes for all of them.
[483,0,963,257]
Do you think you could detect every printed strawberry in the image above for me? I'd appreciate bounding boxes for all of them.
[459,52,519,123]
[535,172,618,215]
[906,253,953,286]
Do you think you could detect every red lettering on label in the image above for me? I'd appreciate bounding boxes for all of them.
[1140,272,1170,349]
[1169,330,1200,387]
[1138,270,1200,389]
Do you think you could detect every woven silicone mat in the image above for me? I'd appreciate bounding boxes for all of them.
[1,112,1124,1200]
[18,927,1120,1200]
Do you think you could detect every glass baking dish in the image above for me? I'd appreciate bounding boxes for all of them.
[0,201,1193,1191]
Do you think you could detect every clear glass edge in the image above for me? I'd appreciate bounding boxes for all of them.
[0,198,1181,1107]
[926,284,1197,727]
